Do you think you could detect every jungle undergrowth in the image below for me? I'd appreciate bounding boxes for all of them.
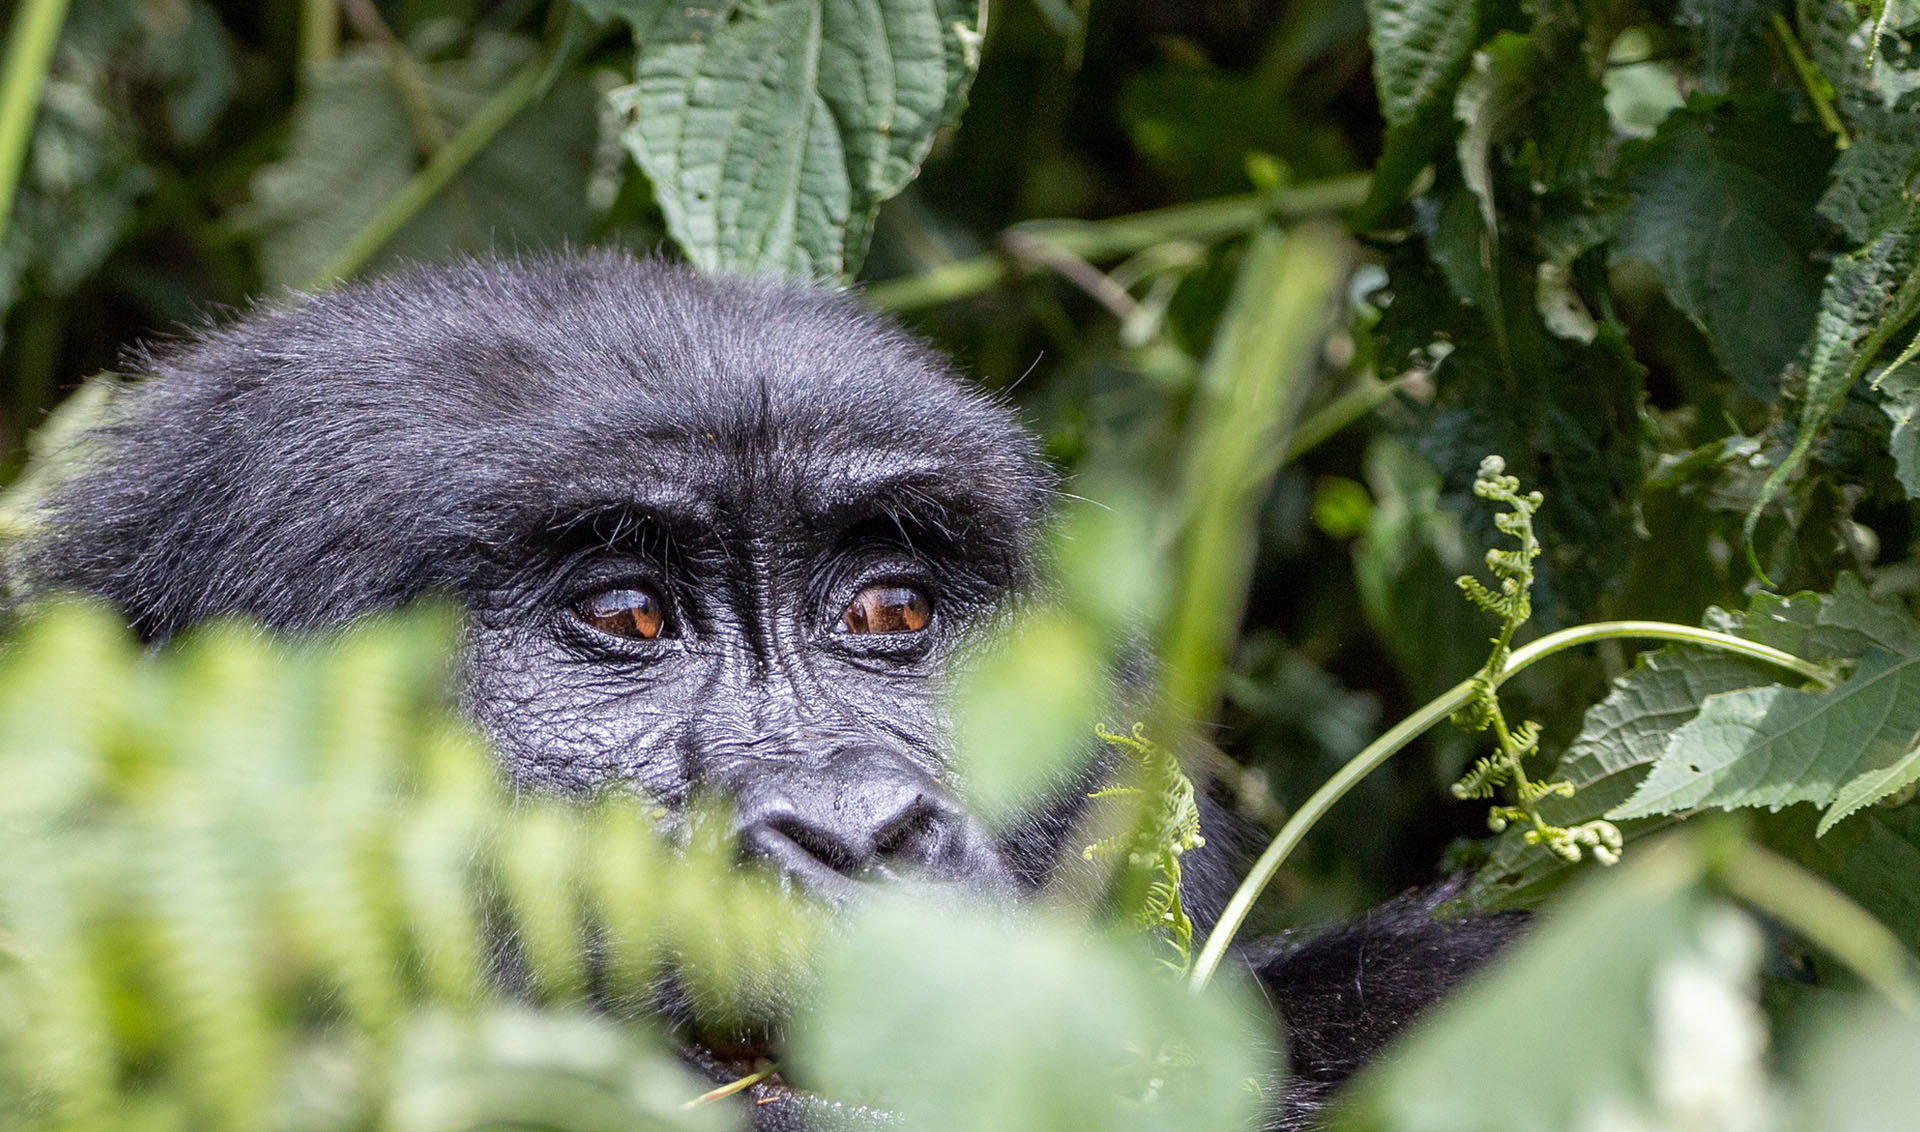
[1186,454,1834,991]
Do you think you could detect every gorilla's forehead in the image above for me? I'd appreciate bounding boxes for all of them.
[306,254,1057,558]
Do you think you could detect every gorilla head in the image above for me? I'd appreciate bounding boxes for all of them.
[6,251,1519,1129]
[14,254,1076,897]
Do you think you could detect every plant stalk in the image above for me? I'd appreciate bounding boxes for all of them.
[0,0,72,254]
[1716,840,1920,1015]
[306,55,545,288]
[1188,620,1833,991]
[863,174,1371,311]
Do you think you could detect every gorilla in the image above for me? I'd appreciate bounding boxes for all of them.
[3,252,1520,1129]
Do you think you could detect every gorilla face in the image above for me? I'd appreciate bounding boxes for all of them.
[453,346,1048,898]
[15,252,1061,904]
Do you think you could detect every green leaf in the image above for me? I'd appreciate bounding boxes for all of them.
[596,0,983,280]
[1611,100,1834,396]
[1356,0,1483,220]
[1796,1004,1920,1131]
[1379,243,1647,626]
[1611,580,1920,832]
[1763,802,1920,950]
[1819,104,1920,242]
[244,35,601,290]
[1457,579,1911,910]
[1611,650,1920,818]
[1874,351,1920,496]
[380,1010,724,1132]
[793,895,1276,1132]
[1335,839,1766,1132]
[1366,0,1481,129]
[950,610,1108,828]
[1747,202,1920,546]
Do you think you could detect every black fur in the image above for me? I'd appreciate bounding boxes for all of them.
[5,252,1520,1128]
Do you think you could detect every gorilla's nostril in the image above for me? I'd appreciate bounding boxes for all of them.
[870,796,946,865]
[762,814,860,875]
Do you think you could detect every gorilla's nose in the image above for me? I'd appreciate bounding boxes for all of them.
[727,746,1003,893]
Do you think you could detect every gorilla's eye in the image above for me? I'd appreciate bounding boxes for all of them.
[574,586,668,640]
[841,585,932,634]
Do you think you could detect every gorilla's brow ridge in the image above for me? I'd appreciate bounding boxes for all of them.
[804,466,991,545]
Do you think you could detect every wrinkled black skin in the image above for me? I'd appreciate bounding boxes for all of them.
[8,253,1522,1130]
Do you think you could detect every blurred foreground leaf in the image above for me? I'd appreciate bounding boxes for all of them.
[794,894,1277,1132]
[1336,837,1770,1132]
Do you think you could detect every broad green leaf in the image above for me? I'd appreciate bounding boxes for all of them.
[1366,0,1481,129]
[794,895,1275,1132]
[381,1010,725,1132]
[1612,580,1920,831]
[1795,1004,1920,1131]
[1356,0,1483,220]
[951,610,1108,828]
[1612,650,1920,819]
[594,0,983,280]
[1457,579,1908,911]
[1375,234,1646,626]
[245,35,601,289]
[1875,352,1920,496]
[1800,0,1920,112]
[1336,838,1768,1132]
[1765,800,1920,951]
[1819,104,1920,242]
[1611,100,1833,396]
[1748,203,1920,539]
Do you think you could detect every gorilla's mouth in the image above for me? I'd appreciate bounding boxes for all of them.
[683,1042,797,1104]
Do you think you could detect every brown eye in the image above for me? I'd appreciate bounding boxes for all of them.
[841,585,931,635]
[575,586,667,640]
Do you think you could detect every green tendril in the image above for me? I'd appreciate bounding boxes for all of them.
[1450,456,1623,866]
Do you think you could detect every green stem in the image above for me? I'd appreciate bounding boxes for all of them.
[305,55,545,288]
[0,0,72,254]
[1770,13,1849,149]
[1283,374,1394,463]
[1188,619,1833,991]
[301,0,340,74]
[862,174,1371,311]
[1716,841,1920,1015]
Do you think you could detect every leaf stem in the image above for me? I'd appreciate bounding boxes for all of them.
[862,174,1371,311]
[1188,619,1833,991]
[300,0,340,74]
[0,0,72,254]
[305,54,546,288]
[1770,13,1849,149]
[1714,840,1920,1015]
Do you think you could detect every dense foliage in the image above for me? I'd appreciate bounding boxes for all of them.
[7,0,1920,1128]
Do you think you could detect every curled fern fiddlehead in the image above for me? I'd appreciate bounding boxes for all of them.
[1450,456,1622,866]
[1083,723,1206,972]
